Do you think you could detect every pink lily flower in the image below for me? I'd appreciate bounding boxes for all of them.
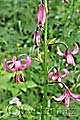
[34,30,40,46]
[52,88,80,107]
[57,43,79,66]
[3,56,31,72]
[48,68,69,88]
[37,4,46,28]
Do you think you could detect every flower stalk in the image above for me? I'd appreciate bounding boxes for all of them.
[41,0,48,119]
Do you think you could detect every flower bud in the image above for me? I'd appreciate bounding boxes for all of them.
[37,4,46,28]
[34,30,40,46]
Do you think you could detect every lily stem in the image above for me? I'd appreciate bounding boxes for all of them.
[41,0,48,119]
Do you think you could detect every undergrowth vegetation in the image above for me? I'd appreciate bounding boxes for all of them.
[0,0,80,120]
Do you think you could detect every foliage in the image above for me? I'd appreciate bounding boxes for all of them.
[0,0,80,119]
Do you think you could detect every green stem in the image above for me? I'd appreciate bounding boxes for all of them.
[18,20,23,36]
[55,42,68,49]
[41,0,48,119]
[49,42,68,49]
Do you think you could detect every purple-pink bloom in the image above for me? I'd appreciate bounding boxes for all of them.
[52,89,80,107]
[34,30,40,46]
[3,56,31,72]
[48,68,69,88]
[57,43,79,66]
[37,4,46,28]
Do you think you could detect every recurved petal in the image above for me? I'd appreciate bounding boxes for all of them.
[61,69,69,78]
[52,91,66,102]
[48,72,53,79]
[12,56,17,63]
[69,90,80,102]
[3,59,15,72]
[57,47,64,56]
[53,67,57,73]
[71,43,79,55]
[23,56,32,69]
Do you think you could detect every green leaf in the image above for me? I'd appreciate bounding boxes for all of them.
[48,38,56,45]
[26,81,37,88]
[21,104,34,111]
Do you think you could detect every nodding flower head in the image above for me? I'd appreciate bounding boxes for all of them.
[37,4,46,28]
[34,30,40,47]
[3,56,32,72]
[57,43,79,66]
[48,68,69,88]
[52,88,80,107]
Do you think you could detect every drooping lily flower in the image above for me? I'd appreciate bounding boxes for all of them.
[3,56,31,83]
[34,30,40,46]
[3,56,31,72]
[57,43,79,66]
[52,88,80,107]
[37,4,46,28]
[48,68,69,88]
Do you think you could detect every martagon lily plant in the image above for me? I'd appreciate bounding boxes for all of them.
[3,0,80,119]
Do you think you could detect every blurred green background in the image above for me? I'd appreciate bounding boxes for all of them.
[0,0,80,119]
